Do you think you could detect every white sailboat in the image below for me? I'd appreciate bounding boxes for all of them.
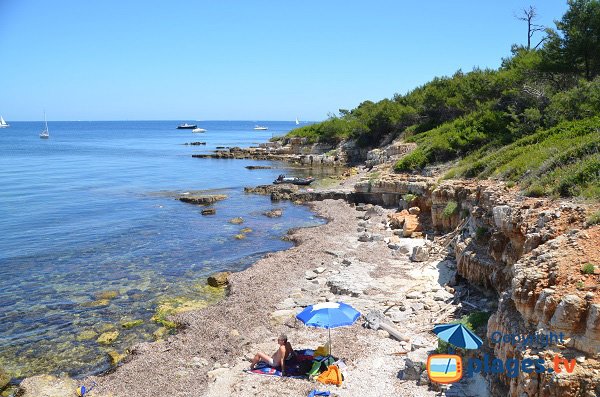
[295,117,299,125]
[40,112,49,139]
[0,116,9,128]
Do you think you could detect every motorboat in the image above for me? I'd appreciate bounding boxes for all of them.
[253,125,268,130]
[192,128,206,133]
[273,174,315,185]
[177,123,197,129]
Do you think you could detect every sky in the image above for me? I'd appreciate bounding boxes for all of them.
[0,1,569,121]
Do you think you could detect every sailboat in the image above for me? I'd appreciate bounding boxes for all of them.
[0,116,9,128]
[295,117,300,125]
[40,112,49,139]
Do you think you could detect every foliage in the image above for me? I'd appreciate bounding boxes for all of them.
[286,1,600,199]
[587,210,600,226]
[442,201,458,218]
[582,263,596,274]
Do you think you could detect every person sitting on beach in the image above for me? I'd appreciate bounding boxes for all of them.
[250,334,295,375]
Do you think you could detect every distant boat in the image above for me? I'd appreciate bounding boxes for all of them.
[192,128,206,133]
[177,123,197,129]
[40,112,49,139]
[295,117,299,125]
[0,116,9,128]
[253,125,268,130]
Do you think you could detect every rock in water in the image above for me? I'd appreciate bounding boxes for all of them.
[229,217,244,224]
[179,195,228,205]
[207,271,231,287]
[264,208,283,218]
[17,375,79,397]
[201,208,216,215]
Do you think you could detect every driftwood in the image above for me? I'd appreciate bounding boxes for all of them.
[365,311,410,342]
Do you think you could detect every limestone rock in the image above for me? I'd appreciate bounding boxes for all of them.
[410,245,429,262]
[264,208,283,218]
[17,375,79,397]
[179,194,228,205]
[402,215,422,237]
[207,271,231,287]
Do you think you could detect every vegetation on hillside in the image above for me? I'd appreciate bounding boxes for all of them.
[285,0,600,199]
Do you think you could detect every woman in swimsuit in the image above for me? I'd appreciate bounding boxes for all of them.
[250,334,295,375]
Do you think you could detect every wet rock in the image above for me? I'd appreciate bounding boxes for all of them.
[207,271,231,287]
[179,194,228,205]
[121,319,143,329]
[245,165,272,170]
[240,227,253,234]
[229,217,244,224]
[201,208,216,215]
[94,290,119,300]
[108,350,127,365]
[97,331,119,345]
[234,233,246,239]
[264,208,283,218]
[17,375,79,397]
[76,330,98,341]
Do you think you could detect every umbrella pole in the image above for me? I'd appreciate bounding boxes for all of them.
[328,328,332,358]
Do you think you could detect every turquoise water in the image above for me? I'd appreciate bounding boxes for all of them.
[0,121,331,379]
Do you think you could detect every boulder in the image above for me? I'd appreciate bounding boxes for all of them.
[264,208,283,218]
[411,246,429,262]
[97,331,119,345]
[207,271,231,287]
[201,208,216,215]
[408,207,421,215]
[229,217,244,224]
[388,210,409,229]
[402,215,422,237]
[179,194,228,205]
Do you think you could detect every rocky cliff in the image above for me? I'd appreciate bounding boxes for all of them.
[354,172,600,396]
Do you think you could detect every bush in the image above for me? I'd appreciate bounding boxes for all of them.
[582,263,596,274]
[476,227,489,241]
[443,201,458,218]
[587,211,600,226]
[402,193,417,204]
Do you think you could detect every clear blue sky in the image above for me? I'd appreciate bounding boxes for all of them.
[1,1,568,121]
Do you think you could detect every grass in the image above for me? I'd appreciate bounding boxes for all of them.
[582,263,596,275]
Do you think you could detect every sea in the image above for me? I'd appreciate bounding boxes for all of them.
[0,120,340,380]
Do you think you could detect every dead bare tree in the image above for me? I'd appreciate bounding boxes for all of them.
[516,6,547,50]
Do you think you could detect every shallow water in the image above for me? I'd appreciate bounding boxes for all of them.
[0,121,340,379]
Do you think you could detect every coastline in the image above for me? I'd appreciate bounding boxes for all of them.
[79,196,448,397]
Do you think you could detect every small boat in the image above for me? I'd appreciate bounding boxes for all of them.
[253,125,268,130]
[273,174,315,185]
[40,112,49,139]
[177,123,197,129]
[295,117,299,125]
[192,128,206,133]
[0,116,9,128]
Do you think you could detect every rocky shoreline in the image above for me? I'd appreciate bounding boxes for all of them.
[11,153,600,396]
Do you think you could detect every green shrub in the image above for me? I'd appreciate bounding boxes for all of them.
[476,227,489,241]
[582,263,596,274]
[402,193,417,204]
[576,281,585,290]
[443,201,458,218]
[587,211,600,226]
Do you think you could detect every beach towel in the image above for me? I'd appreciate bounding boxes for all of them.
[244,349,314,378]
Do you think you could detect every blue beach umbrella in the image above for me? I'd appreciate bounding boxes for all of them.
[296,302,360,357]
[432,323,483,350]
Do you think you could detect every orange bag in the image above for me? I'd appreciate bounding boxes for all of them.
[316,364,342,386]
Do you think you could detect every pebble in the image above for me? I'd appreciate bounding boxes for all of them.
[314,267,326,274]
[305,270,318,280]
